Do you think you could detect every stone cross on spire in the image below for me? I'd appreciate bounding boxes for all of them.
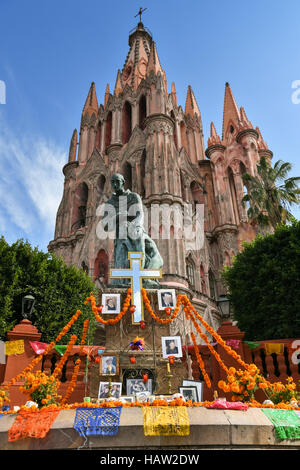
[135,7,147,23]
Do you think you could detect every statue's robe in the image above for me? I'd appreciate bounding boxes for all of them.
[101,189,163,287]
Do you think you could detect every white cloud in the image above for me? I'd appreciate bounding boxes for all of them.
[0,115,66,248]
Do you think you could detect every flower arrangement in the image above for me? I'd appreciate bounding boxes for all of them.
[129,336,145,351]
[19,371,61,408]
[263,377,297,404]
[218,364,269,402]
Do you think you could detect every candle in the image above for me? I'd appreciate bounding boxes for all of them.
[167,362,170,373]
[108,365,111,374]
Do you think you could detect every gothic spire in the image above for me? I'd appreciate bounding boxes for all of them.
[121,21,152,90]
[222,82,240,138]
[104,83,110,107]
[68,129,78,162]
[171,82,177,106]
[114,69,123,96]
[207,121,221,147]
[82,81,98,117]
[185,85,201,118]
[146,40,163,75]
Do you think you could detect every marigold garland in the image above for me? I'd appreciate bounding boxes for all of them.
[87,289,132,325]
[61,319,89,404]
[55,309,82,343]
[52,335,77,379]
[182,298,250,371]
[184,304,230,375]
[190,332,211,388]
[141,288,182,324]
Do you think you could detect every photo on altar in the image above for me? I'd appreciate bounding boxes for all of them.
[100,354,119,376]
[161,335,183,358]
[101,293,120,314]
[157,289,176,310]
[136,391,151,403]
[182,379,203,401]
[98,381,122,399]
[121,396,135,403]
[126,378,152,396]
[179,386,199,402]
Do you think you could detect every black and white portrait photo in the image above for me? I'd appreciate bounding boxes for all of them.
[126,379,152,396]
[179,386,198,402]
[161,336,182,358]
[157,289,176,310]
[102,294,120,314]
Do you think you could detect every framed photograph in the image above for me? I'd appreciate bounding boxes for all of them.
[102,294,120,314]
[179,386,199,402]
[182,379,203,402]
[136,391,151,403]
[121,396,135,403]
[158,289,176,310]
[98,381,122,399]
[126,378,152,396]
[161,336,182,358]
[100,355,119,376]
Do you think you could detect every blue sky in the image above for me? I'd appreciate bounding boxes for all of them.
[0,0,299,252]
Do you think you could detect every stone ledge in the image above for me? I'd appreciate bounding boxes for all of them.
[0,408,299,450]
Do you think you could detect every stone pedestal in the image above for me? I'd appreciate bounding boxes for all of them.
[2,319,42,407]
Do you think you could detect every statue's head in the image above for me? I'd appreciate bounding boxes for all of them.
[111,173,125,194]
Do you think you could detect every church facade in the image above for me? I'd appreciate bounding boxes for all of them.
[48,21,273,331]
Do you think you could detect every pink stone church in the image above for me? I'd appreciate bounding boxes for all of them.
[48,20,272,330]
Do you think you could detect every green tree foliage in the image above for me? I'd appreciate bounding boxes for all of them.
[222,220,300,340]
[0,237,96,343]
[242,156,300,229]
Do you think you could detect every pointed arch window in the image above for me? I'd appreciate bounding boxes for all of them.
[190,181,204,211]
[94,249,109,285]
[105,112,112,148]
[209,269,216,300]
[72,182,89,231]
[122,162,132,191]
[180,171,186,201]
[240,162,250,211]
[122,101,132,144]
[96,122,102,151]
[81,261,89,275]
[96,175,106,206]
[228,167,239,224]
[170,111,177,149]
[139,95,147,130]
[200,264,207,295]
[141,149,146,197]
[186,255,195,289]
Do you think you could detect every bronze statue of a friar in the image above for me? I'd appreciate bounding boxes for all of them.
[101,173,163,287]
